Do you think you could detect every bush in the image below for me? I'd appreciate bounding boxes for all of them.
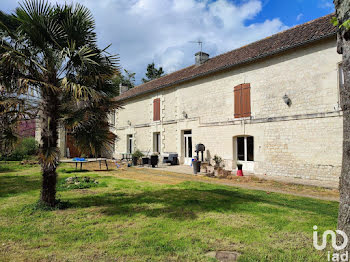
[132,149,144,159]
[213,155,223,168]
[1,137,38,161]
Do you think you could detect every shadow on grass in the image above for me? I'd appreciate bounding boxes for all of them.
[0,175,41,197]
[59,168,114,174]
[59,169,90,174]
[67,183,338,221]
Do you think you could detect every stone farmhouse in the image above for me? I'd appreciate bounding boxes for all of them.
[111,14,343,182]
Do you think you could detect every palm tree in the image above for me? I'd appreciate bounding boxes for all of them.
[334,0,350,251]
[0,0,119,206]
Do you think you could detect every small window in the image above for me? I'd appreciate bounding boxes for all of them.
[153,98,160,121]
[234,83,251,118]
[237,136,254,161]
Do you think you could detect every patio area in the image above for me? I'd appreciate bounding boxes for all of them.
[135,163,339,190]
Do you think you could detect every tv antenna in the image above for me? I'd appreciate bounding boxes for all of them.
[189,40,203,53]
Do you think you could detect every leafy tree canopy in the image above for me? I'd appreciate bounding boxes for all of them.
[142,62,165,83]
[112,69,136,94]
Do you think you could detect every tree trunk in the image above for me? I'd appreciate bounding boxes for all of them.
[335,0,350,252]
[40,90,60,207]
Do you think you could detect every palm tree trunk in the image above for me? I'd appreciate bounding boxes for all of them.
[336,0,350,251]
[40,91,59,207]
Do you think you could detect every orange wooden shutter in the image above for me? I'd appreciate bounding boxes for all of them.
[153,98,160,121]
[241,83,251,117]
[234,84,242,118]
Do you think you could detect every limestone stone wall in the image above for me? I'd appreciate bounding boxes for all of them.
[113,37,343,182]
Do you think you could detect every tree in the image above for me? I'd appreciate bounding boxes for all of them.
[112,69,135,94]
[334,0,350,251]
[0,0,119,207]
[142,62,165,83]
[0,87,38,158]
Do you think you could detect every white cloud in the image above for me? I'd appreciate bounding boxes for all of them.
[296,13,303,21]
[318,0,334,10]
[3,0,288,84]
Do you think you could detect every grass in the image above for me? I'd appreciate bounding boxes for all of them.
[0,161,339,261]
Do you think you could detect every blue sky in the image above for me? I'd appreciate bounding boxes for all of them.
[251,0,333,25]
[1,0,335,84]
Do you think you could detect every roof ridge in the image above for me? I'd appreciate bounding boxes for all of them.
[118,13,336,101]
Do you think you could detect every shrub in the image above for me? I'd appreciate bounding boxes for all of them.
[1,137,38,161]
[132,149,144,159]
[213,155,223,168]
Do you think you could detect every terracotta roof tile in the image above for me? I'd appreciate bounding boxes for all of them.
[116,13,336,102]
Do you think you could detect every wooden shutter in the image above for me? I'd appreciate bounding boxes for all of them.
[153,98,160,121]
[241,83,251,117]
[234,84,242,118]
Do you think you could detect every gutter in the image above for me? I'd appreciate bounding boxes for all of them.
[117,32,337,102]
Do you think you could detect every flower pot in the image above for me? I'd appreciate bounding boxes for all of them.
[150,155,158,168]
[132,156,138,166]
[237,164,243,176]
[142,157,149,165]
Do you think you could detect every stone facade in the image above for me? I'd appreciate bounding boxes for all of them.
[112,37,343,182]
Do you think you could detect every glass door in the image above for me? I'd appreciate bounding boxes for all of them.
[184,130,192,165]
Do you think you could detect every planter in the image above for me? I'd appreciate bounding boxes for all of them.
[150,155,159,168]
[192,160,201,174]
[142,157,149,165]
[132,156,138,166]
[237,164,243,176]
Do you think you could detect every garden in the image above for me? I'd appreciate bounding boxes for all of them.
[0,161,338,261]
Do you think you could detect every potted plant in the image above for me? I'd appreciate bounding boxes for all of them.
[213,155,223,169]
[150,153,159,168]
[132,149,144,166]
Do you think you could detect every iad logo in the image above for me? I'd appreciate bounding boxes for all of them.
[313,225,349,261]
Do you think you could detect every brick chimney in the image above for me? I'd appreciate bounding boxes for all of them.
[195,52,209,66]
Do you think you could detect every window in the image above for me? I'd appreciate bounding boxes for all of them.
[127,134,133,154]
[153,132,161,153]
[153,98,160,121]
[234,83,251,118]
[237,136,254,161]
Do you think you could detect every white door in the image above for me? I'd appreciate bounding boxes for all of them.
[184,131,193,165]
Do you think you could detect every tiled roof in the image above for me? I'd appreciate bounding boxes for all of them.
[116,13,336,102]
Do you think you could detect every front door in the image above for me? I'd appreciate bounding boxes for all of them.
[184,130,192,165]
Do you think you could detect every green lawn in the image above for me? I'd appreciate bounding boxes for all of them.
[0,162,338,261]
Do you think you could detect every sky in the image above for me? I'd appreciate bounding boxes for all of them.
[1,0,335,84]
